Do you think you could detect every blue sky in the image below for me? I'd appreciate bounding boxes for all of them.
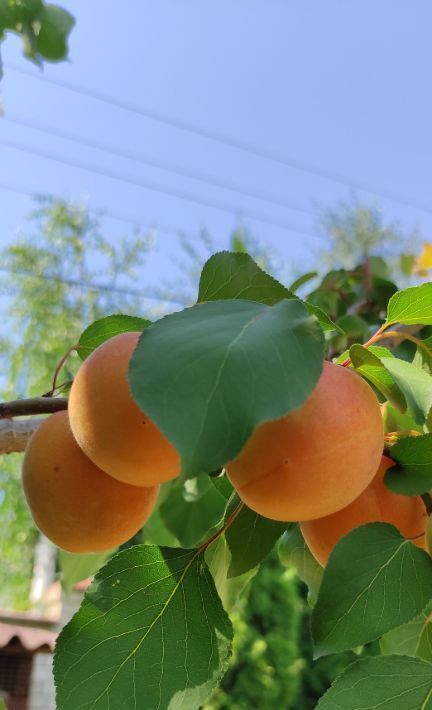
[0,0,431,295]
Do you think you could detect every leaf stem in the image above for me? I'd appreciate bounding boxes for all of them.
[199,501,244,552]
[50,344,78,394]
[340,323,388,368]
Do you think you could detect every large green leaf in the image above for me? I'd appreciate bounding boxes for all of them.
[386,283,432,326]
[77,314,150,360]
[35,4,75,60]
[129,299,324,478]
[224,500,288,578]
[278,525,323,606]
[417,612,432,663]
[381,357,432,426]
[59,549,113,594]
[312,523,432,657]
[54,545,232,710]
[349,344,406,411]
[197,251,339,331]
[316,655,432,709]
[385,433,432,495]
[160,477,227,548]
[413,335,432,374]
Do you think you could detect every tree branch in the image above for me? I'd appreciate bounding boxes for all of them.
[0,397,68,419]
[0,418,43,454]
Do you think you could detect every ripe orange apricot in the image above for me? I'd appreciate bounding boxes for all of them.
[226,361,384,522]
[22,411,158,553]
[69,332,180,487]
[301,456,427,566]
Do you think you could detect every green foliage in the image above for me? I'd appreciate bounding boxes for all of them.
[316,655,432,709]
[312,524,432,657]
[54,545,233,710]
[160,477,227,548]
[58,549,113,594]
[129,298,324,478]
[381,356,432,427]
[278,526,323,606]
[385,433,432,495]
[380,602,432,659]
[204,555,302,710]
[224,499,288,578]
[386,283,432,326]
[349,344,406,410]
[0,0,74,76]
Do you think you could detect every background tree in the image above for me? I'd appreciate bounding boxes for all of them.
[0,196,153,608]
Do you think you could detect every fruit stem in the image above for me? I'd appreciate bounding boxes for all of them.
[50,344,78,395]
[340,323,388,367]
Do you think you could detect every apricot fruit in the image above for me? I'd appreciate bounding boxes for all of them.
[69,332,180,487]
[301,456,427,566]
[226,361,384,521]
[22,411,158,553]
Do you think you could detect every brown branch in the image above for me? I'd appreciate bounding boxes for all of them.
[0,397,68,419]
[0,418,43,454]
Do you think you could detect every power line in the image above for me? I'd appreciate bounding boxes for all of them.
[4,114,314,218]
[0,265,189,306]
[0,179,188,237]
[6,62,432,217]
[0,137,323,238]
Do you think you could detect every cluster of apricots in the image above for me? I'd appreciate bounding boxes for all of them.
[22,332,428,562]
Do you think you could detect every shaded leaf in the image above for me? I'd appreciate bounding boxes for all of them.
[385,433,432,495]
[129,299,324,478]
[160,477,227,548]
[59,549,113,594]
[278,525,323,606]
[312,523,432,657]
[54,545,233,710]
[205,536,257,613]
[380,612,430,657]
[349,344,406,411]
[35,4,75,60]
[386,283,432,326]
[316,655,432,709]
[78,314,150,360]
[225,502,288,578]
[381,356,432,426]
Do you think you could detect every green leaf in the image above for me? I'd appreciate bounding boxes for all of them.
[278,525,323,606]
[54,545,233,710]
[129,299,324,478]
[381,356,432,426]
[205,536,257,612]
[224,502,288,578]
[142,507,180,547]
[385,433,432,495]
[289,271,318,293]
[160,477,227,548]
[312,523,432,657]
[386,283,432,326]
[417,614,432,663]
[77,314,151,360]
[413,335,432,374]
[335,314,369,339]
[35,4,75,60]
[316,655,432,709]
[59,549,113,594]
[198,251,294,304]
[349,344,406,411]
[380,611,431,657]
[198,251,340,332]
